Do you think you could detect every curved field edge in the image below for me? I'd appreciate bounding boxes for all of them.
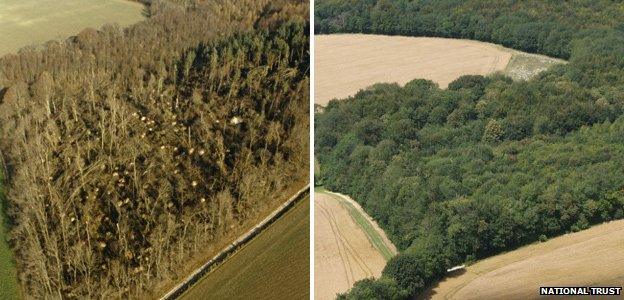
[315,191,389,299]
[0,172,19,299]
[422,219,624,299]
[316,187,397,261]
[314,34,563,106]
[179,196,310,300]
[467,37,566,81]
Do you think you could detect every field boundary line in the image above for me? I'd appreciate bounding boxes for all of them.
[160,184,310,300]
[324,191,398,258]
[338,199,394,261]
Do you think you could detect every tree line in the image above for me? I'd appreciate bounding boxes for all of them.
[0,0,309,298]
[316,0,624,60]
[315,0,624,298]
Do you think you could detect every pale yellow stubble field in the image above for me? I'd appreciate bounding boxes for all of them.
[315,192,397,300]
[315,34,563,106]
[314,34,512,106]
[423,219,624,300]
[0,0,145,57]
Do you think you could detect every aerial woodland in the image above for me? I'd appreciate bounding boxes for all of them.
[0,0,309,298]
[315,0,624,298]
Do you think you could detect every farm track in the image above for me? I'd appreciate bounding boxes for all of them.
[316,200,375,284]
[316,200,353,284]
[160,185,310,300]
[314,192,392,300]
[326,201,375,277]
[326,191,398,258]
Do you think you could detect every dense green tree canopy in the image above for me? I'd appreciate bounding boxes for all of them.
[337,278,409,300]
[316,0,624,59]
[316,1,624,298]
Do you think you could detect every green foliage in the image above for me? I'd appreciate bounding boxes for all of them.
[482,119,503,143]
[337,278,409,300]
[316,0,624,60]
[317,4,624,298]
[382,253,439,295]
[447,75,489,95]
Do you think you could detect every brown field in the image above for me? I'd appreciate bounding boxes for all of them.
[180,196,310,300]
[423,219,624,300]
[315,192,396,300]
[0,0,145,57]
[315,34,563,106]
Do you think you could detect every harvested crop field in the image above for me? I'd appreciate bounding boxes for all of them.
[423,219,624,300]
[315,34,563,106]
[0,0,145,57]
[180,196,310,300]
[314,191,397,300]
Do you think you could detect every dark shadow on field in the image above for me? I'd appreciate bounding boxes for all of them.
[0,151,17,245]
[134,0,152,18]
[416,268,467,300]
[0,88,7,104]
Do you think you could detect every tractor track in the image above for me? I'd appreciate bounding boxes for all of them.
[316,199,375,285]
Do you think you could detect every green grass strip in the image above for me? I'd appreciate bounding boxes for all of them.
[0,172,20,299]
[319,189,395,261]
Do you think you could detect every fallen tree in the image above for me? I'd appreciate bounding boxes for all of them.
[0,0,309,298]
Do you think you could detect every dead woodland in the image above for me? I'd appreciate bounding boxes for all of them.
[0,0,309,298]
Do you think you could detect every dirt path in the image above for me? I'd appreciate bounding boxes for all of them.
[314,192,396,300]
[423,219,624,300]
[315,34,512,106]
